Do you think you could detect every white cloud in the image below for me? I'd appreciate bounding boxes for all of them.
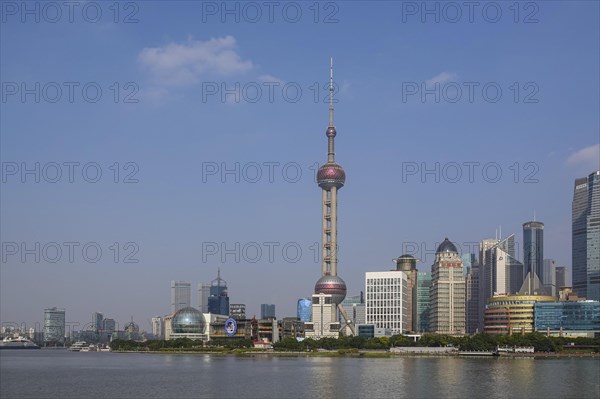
[257,74,285,85]
[426,71,458,88]
[566,144,600,169]
[138,36,253,87]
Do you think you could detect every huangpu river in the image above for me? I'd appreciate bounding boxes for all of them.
[1,350,599,398]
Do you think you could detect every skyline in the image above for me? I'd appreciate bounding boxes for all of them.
[2,2,600,328]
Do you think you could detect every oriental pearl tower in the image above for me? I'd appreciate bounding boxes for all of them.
[314,59,347,308]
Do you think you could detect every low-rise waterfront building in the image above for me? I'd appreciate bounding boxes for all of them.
[484,294,555,334]
[535,300,600,337]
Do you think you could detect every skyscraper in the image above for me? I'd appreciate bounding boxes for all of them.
[464,255,480,335]
[171,280,191,314]
[93,312,103,333]
[429,238,465,336]
[555,266,567,290]
[43,307,65,345]
[102,318,116,333]
[523,221,544,293]
[486,235,524,296]
[260,304,275,319]
[197,283,210,313]
[478,238,499,332]
[297,298,312,322]
[365,271,408,335]
[393,254,418,333]
[151,316,163,339]
[208,269,229,316]
[309,60,347,337]
[572,170,600,300]
[543,259,557,296]
[416,271,431,332]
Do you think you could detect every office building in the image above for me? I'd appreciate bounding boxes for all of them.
[429,238,465,336]
[365,271,408,335]
[486,235,524,296]
[393,254,418,332]
[416,271,431,332]
[102,318,116,333]
[261,304,276,319]
[230,304,246,320]
[465,255,480,335]
[535,300,600,338]
[556,266,567,290]
[479,238,500,332]
[43,307,65,344]
[197,283,210,313]
[93,312,103,333]
[208,269,229,316]
[151,316,163,339]
[523,221,544,293]
[572,170,600,300]
[340,293,366,335]
[297,298,312,322]
[171,280,191,313]
[543,259,557,297]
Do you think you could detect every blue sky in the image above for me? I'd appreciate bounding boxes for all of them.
[1,1,599,330]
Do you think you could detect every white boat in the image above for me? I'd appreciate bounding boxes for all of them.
[0,336,40,350]
[69,341,87,352]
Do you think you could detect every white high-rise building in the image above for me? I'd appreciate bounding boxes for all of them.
[486,235,524,296]
[197,283,210,313]
[151,316,163,339]
[171,281,191,313]
[365,271,408,335]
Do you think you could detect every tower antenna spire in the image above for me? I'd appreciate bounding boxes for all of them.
[329,57,334,127]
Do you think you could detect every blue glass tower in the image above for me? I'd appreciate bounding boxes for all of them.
[297,298,312,322]
[208,269,229,316]
[572,170,600,300]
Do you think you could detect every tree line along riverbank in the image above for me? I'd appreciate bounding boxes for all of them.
[109,333,599,355]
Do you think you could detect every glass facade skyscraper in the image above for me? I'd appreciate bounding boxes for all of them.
[417,271,431,332]
[261,304,276,319]
[93,312,103,333]
[464,254,480,335]
[523,221,544,283]
[171,280,191,314]
[43,307,65,344]
[208,270,229,316]
[297,298,312,322]
[572,170,600,301]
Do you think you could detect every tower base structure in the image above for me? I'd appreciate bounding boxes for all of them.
[304,293,341,339]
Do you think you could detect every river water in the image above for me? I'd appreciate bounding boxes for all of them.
[1,350,599,398]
